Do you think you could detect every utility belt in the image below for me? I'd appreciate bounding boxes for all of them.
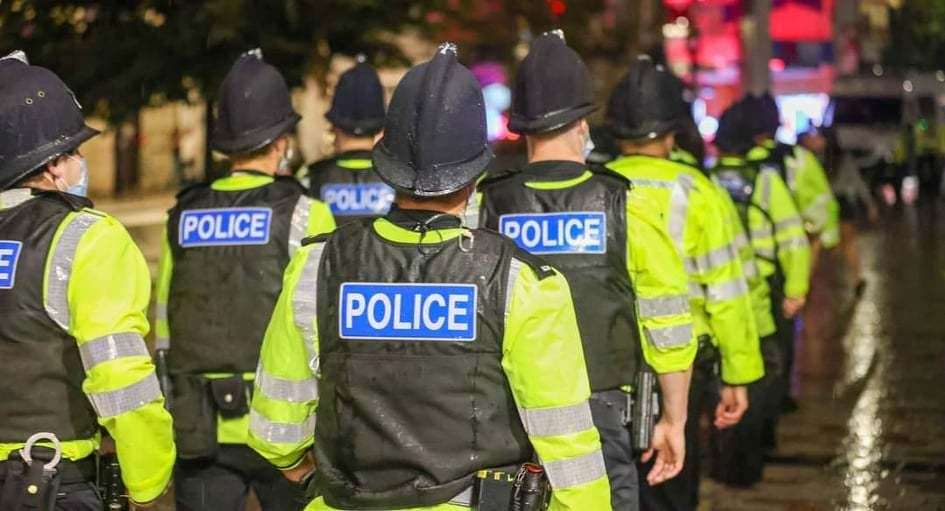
[446,463,551,511]
[170,373,253,459]
[0,433,95,510]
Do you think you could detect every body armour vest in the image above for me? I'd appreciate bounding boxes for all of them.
[166,176,304,374]
[0,192,99,442]
[307,150,395,224]
[312,217,534,509]
[479,163,640,392]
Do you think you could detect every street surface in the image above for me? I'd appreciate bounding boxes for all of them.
[104,196,945,511]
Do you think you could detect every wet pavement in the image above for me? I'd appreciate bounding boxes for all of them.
[109,199,945,511]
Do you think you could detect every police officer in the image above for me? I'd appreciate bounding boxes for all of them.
[155,49,335,510]
[708,100,811,486]
[0,51,175,509]
[248,43,612,511]
[604,57,764,510]
[479,34,696,510]
[303,57,393,222]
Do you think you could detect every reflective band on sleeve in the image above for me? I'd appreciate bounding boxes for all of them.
[689,282,704,299]
[256,369,318,403]
[754,247,775,259]
[687,244,737,276]
[779,235,809,251]
[518,401,594,437]
[288,196,312,257]
[732,233,749,251]
[705,277,749,302]
[155,302,169,350]
[773,217,803,232]
[667,174,694,252]
[757,170,773,210]
[630,178,675,190]
[505,258,523,323]
[249,409,316,444]
[155,336,169,350]
[0,189,32,209]
[45,213,103,330]
[87,373,162,418]
[78,332,150,373]
[293,244,324,372]
[638,294,691,318]
[645,323,693,349]
[742,261,758,280]
[543,450,607,489]
[750,226,773,240]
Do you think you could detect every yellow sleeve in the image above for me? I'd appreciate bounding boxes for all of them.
[307,198,336,236]
[248,243,320,469]
[765,171,812,298]
[626,192,696,373]
[154,229,172,350]
[503,264,612,511]
[58,212,175,503]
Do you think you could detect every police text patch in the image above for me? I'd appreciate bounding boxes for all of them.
[0,241,22,289]
[499,212,606,255]
[339,283,477,341]
[321,183,394,216]
[179,208,272,247]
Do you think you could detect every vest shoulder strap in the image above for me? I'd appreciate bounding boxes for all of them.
[475,229,557,281]
[301,232,332,247]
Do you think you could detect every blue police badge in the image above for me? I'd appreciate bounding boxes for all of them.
[499,212,606,255]
[321,183,395,216]
[339,283,477,341]
[178,208,272,247]
[0,240,23,289]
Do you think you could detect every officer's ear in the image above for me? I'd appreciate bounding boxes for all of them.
[662,132,677,154]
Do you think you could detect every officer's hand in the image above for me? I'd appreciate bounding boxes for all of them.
[641,419,685,486]
[782,296,806,318]
[282,452,316,483]
[714,385,749,429]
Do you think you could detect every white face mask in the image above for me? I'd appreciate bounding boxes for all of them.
[57,154,89,197]
[278,146,294,175]
[582,132,596,161]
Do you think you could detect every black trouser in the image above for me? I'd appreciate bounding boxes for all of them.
[768,275,796,447]
[175,443,305,511]
[638,339,719,511]
[0,455,101,511]
[589,389,639,511]
[709,334,784,487]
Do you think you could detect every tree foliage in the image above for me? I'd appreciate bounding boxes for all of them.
[885,0,945,71]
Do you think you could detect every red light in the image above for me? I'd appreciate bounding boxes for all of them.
[769,58,786,72]
[547,0,567,16]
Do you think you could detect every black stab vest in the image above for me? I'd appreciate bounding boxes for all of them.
[165,176,304,375]
[0,192,99,442]
[479,162,640,391]
[312,216,537,509]
[307,150,394,224]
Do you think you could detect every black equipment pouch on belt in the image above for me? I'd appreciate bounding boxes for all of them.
[631,364,659,452]
[0,447,61,510]
[208,375,250,419]
[473,463,550,511]
[170,374,218,459]
[98,454,127,510]
[695,335,721,376]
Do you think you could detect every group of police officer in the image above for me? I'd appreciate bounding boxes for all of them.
[0,28,838,511]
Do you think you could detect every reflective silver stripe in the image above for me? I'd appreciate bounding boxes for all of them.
[87,374,162,418]
[288,196,312,257]
[667,174,694,251]
[630,178,675,189]
[687,244,737,276]
[256,369,318,403]
[732,233,749,251]
[249,409,316,444]
[45,213,103,330]
[774,217,803,232]
[78,333,150,372]
[0,189,32,209]
[755,246,775,259]
[689,282,704,299]
[449,486,474,507]
[518,401,594,437]
[464,194,480,228]
[638,294,690,318]
[705,277,749,302]
[750,226,773,240]
[543,450,607,489]
[742,261,758,280]
[779,235,809,251]
[294,243,325,372]
[155,336,169,350]
[757,170,774,210]
[154,302,169,350]
[645,323,693,349]
[505,258,523,322]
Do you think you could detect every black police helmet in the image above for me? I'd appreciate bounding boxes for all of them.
[607,56,687,141]
[326,57,386,137]
[714,100,755,155]
[0,51,100,190]
[508,30,597,135]
[211,49,301,155]
[373,43,493,198]
[741,92,780,138]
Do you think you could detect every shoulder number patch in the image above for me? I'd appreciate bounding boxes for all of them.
[321,183,394,216]
[499,212,606,255]
[179,207,272,247]
[0,240,23,289]
[339,283,477,341]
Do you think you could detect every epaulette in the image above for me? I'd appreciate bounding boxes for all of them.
[513,249,558,281]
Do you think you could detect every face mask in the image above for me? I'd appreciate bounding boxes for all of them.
[278,146,294,175]
[59,154,89,197]
[582,133,596,161]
